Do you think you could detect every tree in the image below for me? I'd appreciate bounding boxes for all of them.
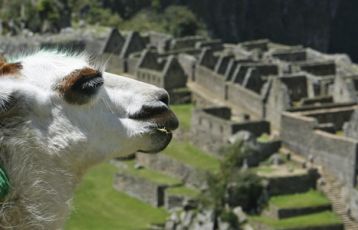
[164,6,205,37]
[200,140,264,215]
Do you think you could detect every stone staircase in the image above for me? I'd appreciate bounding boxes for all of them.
[319,170,358,230]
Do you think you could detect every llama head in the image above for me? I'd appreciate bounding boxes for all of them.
[0,51,178,173]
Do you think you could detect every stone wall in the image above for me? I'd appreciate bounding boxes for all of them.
[178,53,196,81]
[271,48,307,62]
[265,78,291,128]
[163,56,188,91]
[195,65,226,99]
[165,195,196,210]
[191,107,271,154]
[170,36,205,50]
[127,55,141,75]
[263,169,318,196]
[281,112,358,187]
[102,54,123,75]
[226,82,264,118]
[197,48,218,70]
[136,153,207,188]
[333,76,358,103]
[298,61,336,76]
[136,68,162,87]
[251,222,343,230]
[280,75,308,102]
[196,39,223,50]
[192,92,221,108]
[302,107,355,131]
[169,88,191,104]
[348,189,358,221]
[344,109,358,139]
[232,121,270,137]
[204,107,231,119]
[265,204,331,219]
[114,173,168,207]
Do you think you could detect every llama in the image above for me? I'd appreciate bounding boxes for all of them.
[0,50,178,229]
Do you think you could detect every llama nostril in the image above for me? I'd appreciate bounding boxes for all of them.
[157,90,169,106]
[129,104,168,120]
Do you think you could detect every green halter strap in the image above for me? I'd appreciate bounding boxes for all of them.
[0,166,9,199]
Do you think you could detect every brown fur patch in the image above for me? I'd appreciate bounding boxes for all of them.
[57,67,100,95]
[0,62,22,76]
[0,55,6,65]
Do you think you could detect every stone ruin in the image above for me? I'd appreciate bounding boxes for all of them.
[188,38,358,224]
[2,27,358,228]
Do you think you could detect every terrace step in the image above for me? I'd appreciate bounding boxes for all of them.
[112,160,198,209]
[319,169,358,230]
[251,211,344,230]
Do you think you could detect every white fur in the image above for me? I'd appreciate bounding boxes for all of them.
[0,50,172,229]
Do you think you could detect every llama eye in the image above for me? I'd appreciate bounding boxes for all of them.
[72,75,104,95]
[59,68,104,104]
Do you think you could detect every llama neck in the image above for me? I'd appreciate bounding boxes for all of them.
[0,145,78,230]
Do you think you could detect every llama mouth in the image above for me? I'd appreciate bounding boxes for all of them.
[138,128,173,153]
[152,110,179,131]
[130,107,179,131]
[135,109,178,153]
[156,127,171,134]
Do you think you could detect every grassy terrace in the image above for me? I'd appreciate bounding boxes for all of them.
[250,211,342,230]
[257,133,271,143]
[120,161,181,186]
[270,190,330,209]
[166,104,221,172]
[252,165,276,174]
[171,104,192,131]
[163,140,220,172]
[167,186,200,197]
[65,163,168,230]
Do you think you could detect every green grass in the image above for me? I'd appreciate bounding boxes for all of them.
[336,131,344,136]
[170,104,192,131]
[252,166,276,174]
[257,133,271,143]
[164,140,220,172]
[65,163,168,230]
[120,161,181,185]
[167,186,200,197]
[250,211,342,229]
[270,190,330,209]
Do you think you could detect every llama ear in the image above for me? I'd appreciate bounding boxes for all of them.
[0,94,17,114]
[0,56,22,76]
[0,56,6,66]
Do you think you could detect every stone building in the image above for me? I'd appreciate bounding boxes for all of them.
[0,27,125,57]
[134,49,188,103]
[190,106,271,154]
[281,104,358,221]
[191,39,358,128]
[333,75,358,103]
[136,50,186,90]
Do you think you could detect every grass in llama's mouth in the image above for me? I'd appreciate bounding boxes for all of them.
[156,127,171,134]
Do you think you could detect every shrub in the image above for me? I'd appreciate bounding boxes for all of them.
[163,6,206,37]
[227,171,263,211]
[84,7,123,27]
[220,210,240,229]
[201,140,264,215]
[219,139,258,173]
